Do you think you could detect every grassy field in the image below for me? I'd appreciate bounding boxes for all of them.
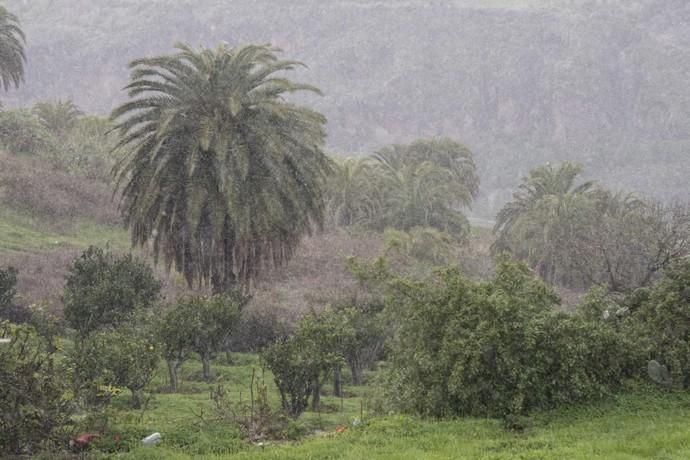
[77,354,690,460]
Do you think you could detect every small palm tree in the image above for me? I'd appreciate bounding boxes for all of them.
[325,157,380,227]
[111,43,333,292]
[0,6,25,92]
[493,161,595,253]
[32,100,83,137]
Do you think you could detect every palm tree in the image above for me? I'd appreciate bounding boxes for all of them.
[325,157,380,228]
[371,152,471,238]
[33,100,83,137]
[493,161,594,252]
[0,6,25,92]
[492,162,599,285]
[111,43,333,293]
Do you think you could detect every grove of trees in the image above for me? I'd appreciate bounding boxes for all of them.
[2,2,690,457]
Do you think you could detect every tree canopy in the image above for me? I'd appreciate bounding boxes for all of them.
[111,43,333,292]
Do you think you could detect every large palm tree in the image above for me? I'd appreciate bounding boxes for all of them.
[0,6,25,92]
[111,43,333,292]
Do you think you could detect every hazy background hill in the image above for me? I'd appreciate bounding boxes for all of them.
[4,0,689,215]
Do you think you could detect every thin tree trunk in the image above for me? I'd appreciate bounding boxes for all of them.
[131,388,143,409]
[311,379,321,411]
[333,366,342,397]
[350,360,363,386]
[202,352,212,381]
[168,360,179,392]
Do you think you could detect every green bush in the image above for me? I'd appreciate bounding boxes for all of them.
[0,109,57,155]
[0,321,75,455]
[383,259,637,419]
[63,246,161,338]
[634,259,690,388]
[72,320,160,408]
[262,309,346,417]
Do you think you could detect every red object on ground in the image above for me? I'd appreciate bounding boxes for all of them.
[75,433,99,446]
[335,425,347,433]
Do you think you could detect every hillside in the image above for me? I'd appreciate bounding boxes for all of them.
[3,0,689,215]
[0,152,383,315]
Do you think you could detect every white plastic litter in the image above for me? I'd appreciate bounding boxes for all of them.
[141,432,161,446]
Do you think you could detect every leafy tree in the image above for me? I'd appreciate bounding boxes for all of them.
[0,109,57,155]
[0,6,25,92]
[170,293,246,382]
[75,321,160,408]
[262,311,345,417]
[634,259,690,388]
[111,43,333,293]
[63,246,161,338]
[158,302,196,392]
[383,259,637,419]
[32,99,83,138]
[0,321,75,455]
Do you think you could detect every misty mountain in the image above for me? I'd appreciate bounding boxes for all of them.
[4,0,689,215]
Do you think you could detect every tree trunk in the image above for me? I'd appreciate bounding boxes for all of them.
[350,360,363,386]
[311,379,321,411]
[202,352,212,382]
[168,360,179,392]
[333,366,342,397]
[131,388,143,409]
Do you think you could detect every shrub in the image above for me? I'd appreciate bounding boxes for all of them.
[634,259,690,388]
[383,259,637,419]
[63,246,161,338]
[0,321,75,455]
[262,309,346,417]
[0,265,17,308]
[72,319,160,408]
[0,265,33,323]
[0,109,57,156]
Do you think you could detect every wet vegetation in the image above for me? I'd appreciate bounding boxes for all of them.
[1,1,690,458]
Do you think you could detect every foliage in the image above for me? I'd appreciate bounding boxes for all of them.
[0,5,25,92]
[0,264,17,308]
[0,108,57,155]
[262,309,345,417]
[383,259,637,419]
[326,138,478,239]
[73,319,160,408]
[226,309,291,353]
[331,296,387,386]
[633,259,690,388]
[111,42,333,293]
[32,99,83,137]
[163,293,246,383]
[382,226,458,274]
[494,162,690,290]
[63,246,161,338]
[0,321,75,455]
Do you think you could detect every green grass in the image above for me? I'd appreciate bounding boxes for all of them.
[0,209,128,254]
[87,354,690,460]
